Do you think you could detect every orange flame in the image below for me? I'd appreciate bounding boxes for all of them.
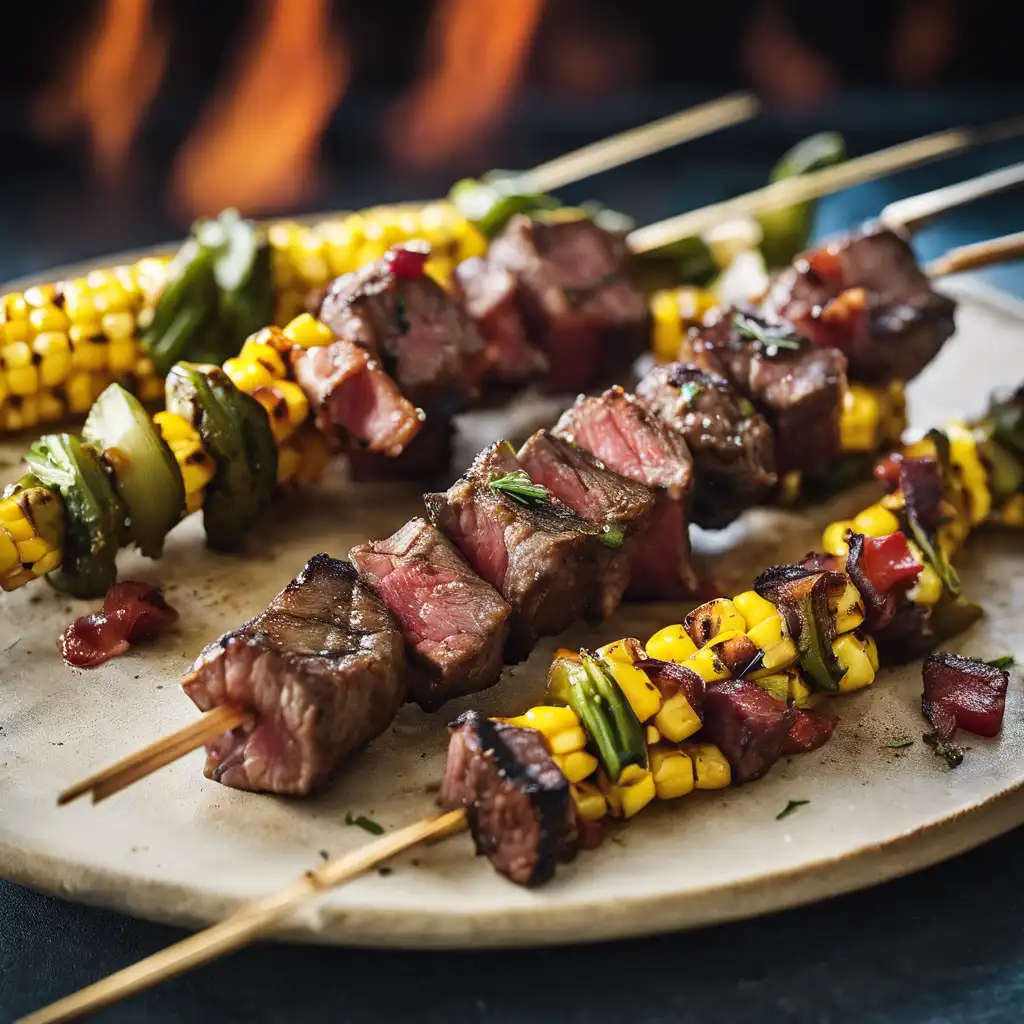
[387,0,545,168]
[32,0,169,184]
[169,0,350,219]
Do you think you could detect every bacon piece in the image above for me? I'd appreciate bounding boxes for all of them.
[782,708,839,755]
[922,652,1010,740]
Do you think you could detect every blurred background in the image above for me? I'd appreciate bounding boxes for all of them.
[1,0,1023,287]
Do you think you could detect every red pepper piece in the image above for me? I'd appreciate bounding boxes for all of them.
[386,245,429,281]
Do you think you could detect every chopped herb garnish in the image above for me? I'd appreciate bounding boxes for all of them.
[610,835,627,847]
[598,526,625,550]
[737,397,756,418]
[733,312,801,351]
[776,799,810,820]
[345,812,385,835]
[922,732,964,769]
[679,381,703,406]
[377,866,394,877]
[318,849,330,861]
[885,739,914,749]
[987,655,1015,670]
[489,470,551,507]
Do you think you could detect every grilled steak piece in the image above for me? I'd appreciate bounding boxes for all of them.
[701,680,796,784]
[517,429,651,619]
[440,710,577,886]
[488,215,650,394]
[679,308,847,476]
[553,387,699,599]
[181,555,406,796]
[635,363,776,528]
[314,245,487,417]
[763,226,957,385]
[350,518,511,711]
[346,420,454,484]
[290,334,424,455]
[424,442,612,660]
[453,257,548,389]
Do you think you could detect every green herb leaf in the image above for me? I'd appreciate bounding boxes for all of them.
[733,312,801,351]
[987,655,1015,670]
[885,739,914,749]
[679,381,703,406]
[922,732,964,769]
[489,470,551,507]
[598,527,625,550]
[345,812,385,835]
[738,397,756,418]
[776,799,810,820]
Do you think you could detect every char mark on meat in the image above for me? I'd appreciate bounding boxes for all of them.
[553,387,699,599]
[351,518,511,711]
[181,555,406,796]
[635,362,776,528]
[424,441,616,660]
[440,710,577,886]
[678,308,847,476]
[488,215,650,394]
[763,225,956,385]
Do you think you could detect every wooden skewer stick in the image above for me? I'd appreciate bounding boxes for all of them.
[627,117,1024,255]
[16,809,468,1024]
[522,92,759,193]
[57,704,250,806]
[881,162,1024,234]
[926,230,1024,279]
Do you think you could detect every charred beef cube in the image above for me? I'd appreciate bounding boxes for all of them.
[346,420,454,484]
[440,710,577,886]
[517,429,652,619]
[636,363,776,528]
[314,246,487,417]
[453,257,548,389]
[680,308,847,476]
[181,555,406,796]
[782,708,839,756]
[763,226,956,385]
[488,215,650,394]
[290,335,424,455]
[350,518,511,711]
[701,680,796,783]
[921,652,1010,740]
[424,442,612,660]
[553,387,699,600]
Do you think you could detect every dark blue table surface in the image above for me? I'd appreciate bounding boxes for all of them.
[3,89,1024,1023]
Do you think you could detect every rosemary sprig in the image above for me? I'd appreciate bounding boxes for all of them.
[598,527,625,550]
[776,799,810,820]
[733,312,801,351]
[679,381,703,406]
[489,470,551,507]
[987,655,1015,670]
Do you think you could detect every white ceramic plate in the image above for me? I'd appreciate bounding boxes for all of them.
[1,273,1022,949]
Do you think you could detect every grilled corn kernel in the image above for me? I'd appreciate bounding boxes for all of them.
[733,590,778,629]
[852,504,901,538]
[154,411,214,514]
[649,746,696,800]
[599,769,657,819]
[645,724,661,746]
[502,705,588,755]
[276,443,303,485]
[833,633,876,692]
[69,330,108,372]
[0,483,64,589]
[28,303,69,334]
[840,384,883,453]
[653,693,702,743]
[37,390,65,423]
[2,342,37,396]
[223,357,275,393]
[290,427,331,486]
[864,633,880,671]
[238,339,287,379]
[553,750,599,784]
[908,562,943,606]
[0,526,18,580]
[834,579,865,634]
[571,782,608,821]
[790,672,813,708]
[650,290,684,361]
[29,331,71,389]
[745,616,799,675]
[685,598,747,648]
[687,743,732,789]
[822,519,855,557]
[947,420,992,526]
[597,639,661,722]
[754,672,791,702]
[282,312,335,349]
[683,642,732,683]
[99,310,136,342]
[645,623,698,663]
[1,394,40,431]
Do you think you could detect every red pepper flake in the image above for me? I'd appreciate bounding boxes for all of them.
[386,244,429,281]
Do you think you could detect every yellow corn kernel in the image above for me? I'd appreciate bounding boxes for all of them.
[909,562,943,606]
[63,372,98,412]
[833,633,876,692]
[619,764,649,786]
[839,384,882,453]
[1,292,28,322]
[107,339,138,375]
[155,411,214,514]
[23,284,56,308]
[834,579,865,634]
[99,310,136,343]
[947,421,992,526]
[238,339,287,379]
[502,705,587,755]
[17,536,48,562]
[997,494,1024,527]
[69,330,108,371]
[645,724,661,746]
[745,615,798,674]
[2,394,40,430]
[596,640,661,723]
[292,428,331,486]
[599,769,657,819]
[650,290,683,361]
[684,598,746,647]
[223,357,275,393]
[687,743,732,789]
[653,692,702,743]
[733,590,778,629]
[59,281,98,323]
[0,526,19,578]
[28,303,69,334]
[282,312,334,350]
[790,672,813,708]
[864,633,879,672]
[571,782,608,821]
[32,331,71,388]
[153,410,193,444]
[649,746,696,800]
[2,341,37,396]
[822,519,855,557]
[0,372,7,403]
[683,643,732,684]
[37,390,65,423]
[754,672,791,702]
[645,623,698,663]
[852,504,901,538]
[553,750,599,784]
[277,442,302,485]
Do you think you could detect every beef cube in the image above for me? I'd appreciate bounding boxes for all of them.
[181,555,406,796]
[553,387,699,599]
[440,710,577,886]
[452,257,548,388]
[424,442,611,660]
[763,226,956,385]
[636,363,776,528]
[488,215,650,393]
[922,652,1009,740]
[680,308,848,476]
[701,680,796,783]
[346,420,454,484]
[350,518,511,711]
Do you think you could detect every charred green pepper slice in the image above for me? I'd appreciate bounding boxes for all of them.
[546,651,647,782]
[165,363,277,552]
[25,434,127,598]
[449,171,561,239]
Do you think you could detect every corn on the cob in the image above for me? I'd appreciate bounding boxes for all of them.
[0,477,64,591]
